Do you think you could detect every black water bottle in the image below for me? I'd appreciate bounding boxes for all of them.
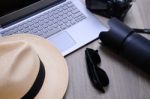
[99,18,150,73]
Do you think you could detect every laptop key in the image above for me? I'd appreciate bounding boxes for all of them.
[1,1,87,38]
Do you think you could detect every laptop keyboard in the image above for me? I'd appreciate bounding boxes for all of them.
[1,1,86,38]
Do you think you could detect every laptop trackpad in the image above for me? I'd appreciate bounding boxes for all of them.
[48,31,76,52]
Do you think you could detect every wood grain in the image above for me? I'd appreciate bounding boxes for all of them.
[64,0,150,99]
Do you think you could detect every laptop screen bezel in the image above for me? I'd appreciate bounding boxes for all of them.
[0,0,65,27]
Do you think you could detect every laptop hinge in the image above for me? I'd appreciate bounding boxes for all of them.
[0,0,66,27]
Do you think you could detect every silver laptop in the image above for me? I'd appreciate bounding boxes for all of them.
[0,0,107,56]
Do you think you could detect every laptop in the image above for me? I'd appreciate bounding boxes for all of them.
[0,0,107,56]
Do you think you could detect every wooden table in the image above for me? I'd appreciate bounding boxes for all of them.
[64,0,150,99]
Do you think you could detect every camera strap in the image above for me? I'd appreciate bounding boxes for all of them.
[133,28,150,34]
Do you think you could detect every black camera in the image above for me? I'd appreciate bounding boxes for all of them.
[86,0,134,20]
[99,18,150,73]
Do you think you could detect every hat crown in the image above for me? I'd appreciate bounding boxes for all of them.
[0,41,40,99]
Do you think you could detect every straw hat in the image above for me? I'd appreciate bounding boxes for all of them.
[0,34,68,99]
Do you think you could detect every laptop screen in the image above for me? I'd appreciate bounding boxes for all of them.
[0,0,64,26]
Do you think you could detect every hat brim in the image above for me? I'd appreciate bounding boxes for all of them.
[0,34,68,99]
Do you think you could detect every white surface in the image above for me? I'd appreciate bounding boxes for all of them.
[0,0,108,56]
[48,31,76,52]
[48,0,107,56]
